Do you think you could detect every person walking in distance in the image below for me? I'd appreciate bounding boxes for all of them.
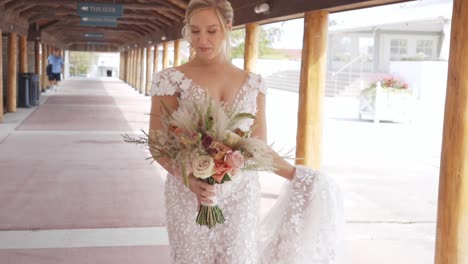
[47,48,64,92]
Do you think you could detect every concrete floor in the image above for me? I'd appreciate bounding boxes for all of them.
[0,77,439,263]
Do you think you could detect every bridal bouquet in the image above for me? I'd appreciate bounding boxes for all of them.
[123,95,276,228]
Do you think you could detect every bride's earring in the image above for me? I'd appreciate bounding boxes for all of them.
[189,43,196,60]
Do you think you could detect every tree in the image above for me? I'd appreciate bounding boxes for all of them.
[69,52,98,77]
[231,26,283,59]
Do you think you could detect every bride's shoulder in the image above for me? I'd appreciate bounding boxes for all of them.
[154,67,183,80]
[243,71,267,95]
[150,68,184,96]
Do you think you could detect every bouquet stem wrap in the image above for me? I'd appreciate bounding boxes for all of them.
[196,181,224,229]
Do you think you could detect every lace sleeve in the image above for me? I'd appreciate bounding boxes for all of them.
[150,68,180,96]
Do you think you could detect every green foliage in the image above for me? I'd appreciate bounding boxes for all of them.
[230,26,284,59]
[69,52,98,76]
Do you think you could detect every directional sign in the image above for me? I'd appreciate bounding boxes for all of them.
[78,2,123,18]
[80,17,118,27]
[84,32,104,38]
[87,41,106,46]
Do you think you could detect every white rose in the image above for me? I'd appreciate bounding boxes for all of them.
[192,155,215,179]
[224,130,241,146]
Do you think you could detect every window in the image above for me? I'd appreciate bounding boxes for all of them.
[390,39,408,60]
[416,40,434,57]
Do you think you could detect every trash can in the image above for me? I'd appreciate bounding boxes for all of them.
[17,73,40,108]
[17,73,30,108]
[27,73,40,106]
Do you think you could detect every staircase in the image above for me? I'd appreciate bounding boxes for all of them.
[264,70,374,97]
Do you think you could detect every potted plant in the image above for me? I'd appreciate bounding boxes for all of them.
[359,75,413,122]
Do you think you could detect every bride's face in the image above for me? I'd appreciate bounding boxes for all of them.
[188,8,230,61]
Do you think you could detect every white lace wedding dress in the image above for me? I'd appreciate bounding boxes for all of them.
[150,68,344,264]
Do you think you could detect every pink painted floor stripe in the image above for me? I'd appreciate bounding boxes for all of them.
[0,133,167,230]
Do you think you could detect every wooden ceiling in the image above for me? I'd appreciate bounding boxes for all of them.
[0,0,408,52]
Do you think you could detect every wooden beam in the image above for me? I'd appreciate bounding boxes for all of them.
[153,45,159,74]
[166,0,188,10]
[0,10,29,35]
[7,32,17,113]
[435,0,468,263]
[174,39,181,67]
[243,23,259,72]
[295,10,328,169]
[162,42,169,69]
[19,34,27,73]
[232,0,407,27]
[0,29,3,122]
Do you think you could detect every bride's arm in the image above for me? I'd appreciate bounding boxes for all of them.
[251,93,296,181]
[149,95,179,176]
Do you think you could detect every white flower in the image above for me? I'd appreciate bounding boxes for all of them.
[192,155,215,179]
[224,130,241,146]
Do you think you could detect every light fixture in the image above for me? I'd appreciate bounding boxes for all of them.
[161,35,167,41]
[148,40,152,44]
[254,3,270,14]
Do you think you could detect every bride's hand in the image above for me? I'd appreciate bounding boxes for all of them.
[187,174,216,209]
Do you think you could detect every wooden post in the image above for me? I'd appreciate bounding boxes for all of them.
[133,49,138,89]
[128,50,132,86]
[295,11,328,169]
[126,51,130,83]
[140,48,145,93]
[35,40,40,74]
[120,52,124,80]
[244,23,259,72]
[41,43,47,91]
[61,49,65,80]
[19,35,27,73]
[7,32,18,112]
[174,39,181,66]
[145,47,152,95]
[435,0,468,263]
[0,29,3,122]
[138,48,146,93]
[142,48,146,93]
[136,48,142,92]
[153,45,159,73]
[130,49,135,87]
[162,42,169,69]
[123,51,127,81]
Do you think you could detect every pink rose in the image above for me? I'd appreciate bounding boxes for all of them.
[225,151,245,169]
[212,160,232,183]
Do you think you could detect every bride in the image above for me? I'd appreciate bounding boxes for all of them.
[149,0,343,263]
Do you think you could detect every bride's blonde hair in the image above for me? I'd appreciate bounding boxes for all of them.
[181,0,234,59]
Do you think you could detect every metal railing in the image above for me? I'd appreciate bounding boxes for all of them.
[329,54,366,96]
